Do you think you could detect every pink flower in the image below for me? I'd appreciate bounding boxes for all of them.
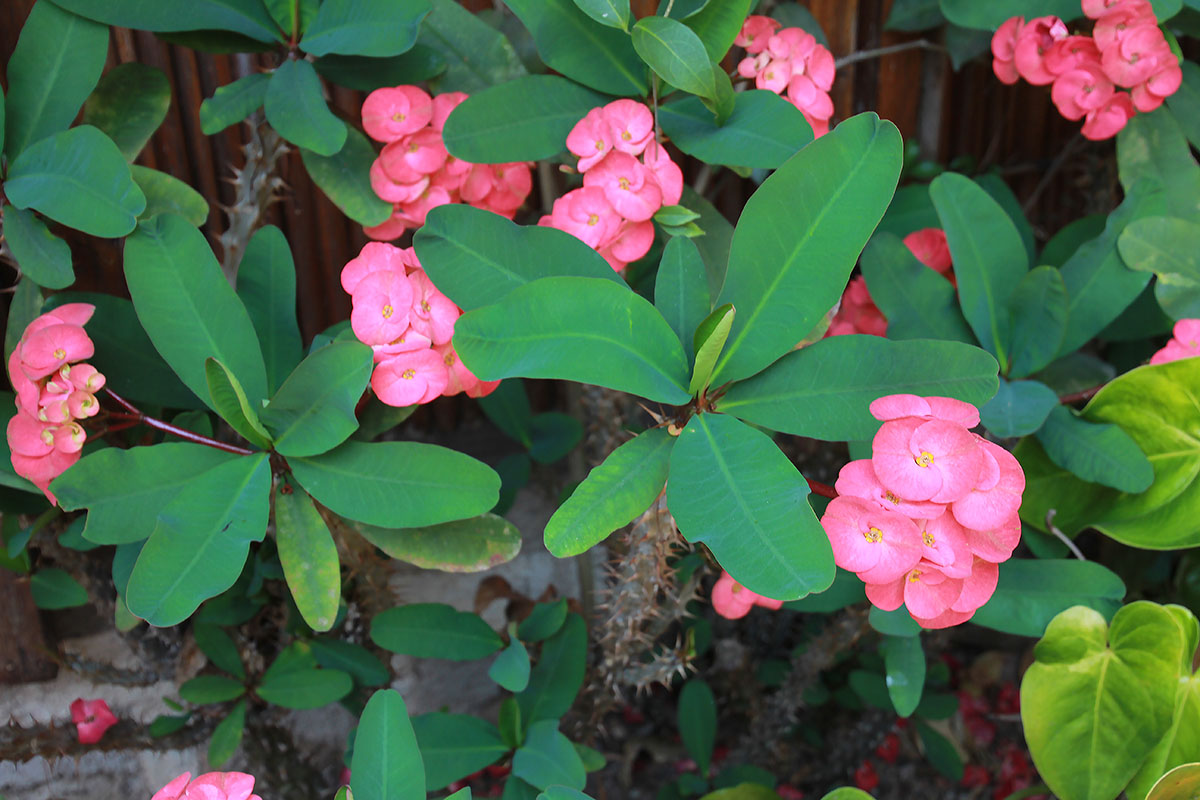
[566,107,613,171]
[341,241,416,294]
[8,410,54,457]
[711,571,782,619]
[70,698,117,744]
[1052,63,1115,120]
[362,86,434,143]
[372,348,449,407]
[756,59,792,93]
[371,330,432,364]
[865,561,963,620]
[903,228,953,274]
[12,449,79,504]
[768,28,816,62]
[871,417,985,504]
[1093,1,1157,51]
[1013,16,1069,85]
[407,270,459,346]
[598,219,655,272]
[915,513,974,578]
[1081,91,1136,139]
[735,15,782,54]
[151,771,263,800]
[19,324,95,380]
[1044,36,1103,77]
[1100,24,1171,87]
[821,496,924,583]
[66,363,105,393]
[584,151,662,222]
[350,270,414,347]
[951,437,1025,531]
[642,140,683,206]
[1131,62,1183,112]
[868,394,980,429]
[827,278,887,337]
[431,91,468,131]
[1151,319,1200,364]
[603,99,654,156]
[834,459,947,519]
[542,187,622,249]
[1084,0,1152,19]
[805,44,836,92]
[991,16,1025,85]
[435,343,499,398]
[963,513,1023,563]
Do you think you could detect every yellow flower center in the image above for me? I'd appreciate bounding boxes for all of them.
[922,531,935,547]
[908,569,923,583]
[618,176,630,190]
[587,213,599,226]
[863,527,883,544]
[381,304,393,319]
[621,130,632,141]
[915,451,935,467]
[53,348,65,360]
[421,300,431,312]
[392,112,406,122]
[595,139,604,151]
[401,369,416,380]
[444,352,455,366]
[884,490,901,505]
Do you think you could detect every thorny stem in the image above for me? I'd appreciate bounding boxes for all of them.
[834,39,944,69]
[102,387,256,455]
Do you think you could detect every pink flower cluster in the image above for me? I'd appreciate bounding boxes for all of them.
[734,15,836,137]
[6,305,105,504]
[827,228,954,337]
[362,85,533,240]
[992,0,1181,140]
[70,697,116,744]
[711,570,784,619]
[341,242,498,406]
[544,99,683,272]
[1150,318,1200,364]
[152,772,262,800]
[820,395,1025,629]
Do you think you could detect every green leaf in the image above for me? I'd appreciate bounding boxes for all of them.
[517,613,587,724]
[315,48,446,92]
[124,214,269,408]
[4,277,42,366]
[682,0,752,61]
[237,225,303,394]
[698,787,780,800]
[870,605,922,637]
[654,205,701,227]
[717,336,998,441]
[199,73,270,135]
[655,236,711,364]
[6,126,145,238]
[206,358,273,449]
[1043,214,1108,268]
[881,634,925,717]
[417,0,527,94]
[149,713,189,738]
[1148,763,1200,800]
[573,0,629,30]
[290,440,499,528]
[264,0,318,39]
[30,568,88,609]
[523,413,579,465]
[1167,61,1200,149]
[929,172,1027,365]
[859,232,975,343]
[783,567,866,613]
[261,342,372,456]
[1119,109,1200,223]
[301,122,392,227]
[712,113,902,385]
[351,689,425,800]
[275,478,340,632]
[512,721,587,791]
[372,603,504,660]
[442,75,606,163]
[678,679,717,775]
[310,638,388,687]
[256,667,353,708]
[500,697,523,748]
[54,443,236,545]
[545,428,673,557]
[916,721,963,781]
[4,1,108,160]
[980,379,1059,438]
[886,0,944,30]
[81,63,170,161]
[2,205,73,290]
[659,91,813,171]
[414,205,622,312]
[667,413,834,600]
[124,453,271,626]
[301,0,431,57]
[1035,404,1154,493]
[1119,216,1200,283]
[453,277,692,405]
[1007,266,1069,378]
[504,0,647,96]
[517,599,568,643]
[265,60,347,156]
[971,559,1126,638]
[131,165,209,227]
[355,513,522,573]
[689,304,734,395]
[180,674,246,705]
[938,0,1080,29]
[1022,602,1186,800]
[681,185,732,301]
[489,636,532,692]
[193,623,245,680]
[819,790,875,800]
[976,172,1036,270]
[1130,664,1200,799]
[52,0,280,42]
[413,713,509,791]
[207,699,247,767]
[632,16,715,99]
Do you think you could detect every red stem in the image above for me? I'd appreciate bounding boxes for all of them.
[102,388,256,456]
[1058,383,1105,405]
[807,478,837,500]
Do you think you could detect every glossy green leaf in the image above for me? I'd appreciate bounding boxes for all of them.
[678,679,717,775]
[264,641,319,679]
[513,721,587,791]
[980,379,1059,438]
[264,0,318,40]
[1119,216,1200,284]
[2,204,73,290]
[443,75,605,163]
[261,342,372,456]
[517,613,587,724]
[207,699,246,767]
[504,0,647,96]
[301,122,392,226]
[301,0,431,57]
[206,358,273,449]
[237,225,303,393]
[315,48,446,92]
[1035,403,1154,494]
[414,205,622,312]
[718,335,997,441]
[869,605,922,637]
[6,126,145,238]
[199,73,270,135]
[680,185,732,300]
[131,165,209,227]
[518,600,568,643]
[545,428,672,557]
[655,236,710,364]
[310,638,388,687]
[573,0,629,29]
[538,788,593,800]
[1043,214,1108,268]
[886,0,944,30]
[1130,664,1200,799]
[125,453,271,626]
[783,567,866,613]
[30,568,88,609]
[372,603,504,660]
[413,713,509,791]
[257,667,353,709]
[881,634,924,717]
[53,0,279,42]
[660,90,812,171]
[971,559,1125,638]
[500,697,523,749]
[124,214,268,407]
[1121,108,1200,222]
[4,278,42,367]
[938,0,1080,29]
[290,440,498,528]
[632,16,714,99]
[1022,602,1186,800]
[859,232,974,343]
[54,444,236,545]
[454,277,691,404]
[489,636,531,692]
[265,59,347,156]
[712,113,902,384]
[917,721,963,781]
[1146,763,1200,800]
[528,413,582,464]
[976,172,1036,269]
[181,674,245,705]
[689,304,734,395]
[4,1,107,160]
[1007,266,1069,378]
[1167,61,1200,148]
[417,0,527,94]
[667,413,833,600]
[930,172,1027,365]
[275,478,340,632]
[355,513,522,573]
[193,623,245,680]
[682,0,752,61]
[81,63,170,160]
[820,790,875,800]
[352,690,425,800]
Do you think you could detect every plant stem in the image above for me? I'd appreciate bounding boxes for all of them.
[1058,382,1105,405]
[834,39,944,69]
[806,477,837,499]
[102,388,257,456]
[1046,509,1086,560]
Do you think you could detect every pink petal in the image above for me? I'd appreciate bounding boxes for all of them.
[711,572,756,619]
[951,439,1024,530]
[952,558,999,613]
[963,512,1022,563]
[152,772,192,800]
[865,576,905,611]
[869,394,932,421]
[872,417,943,501]
[902,565,964,619]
